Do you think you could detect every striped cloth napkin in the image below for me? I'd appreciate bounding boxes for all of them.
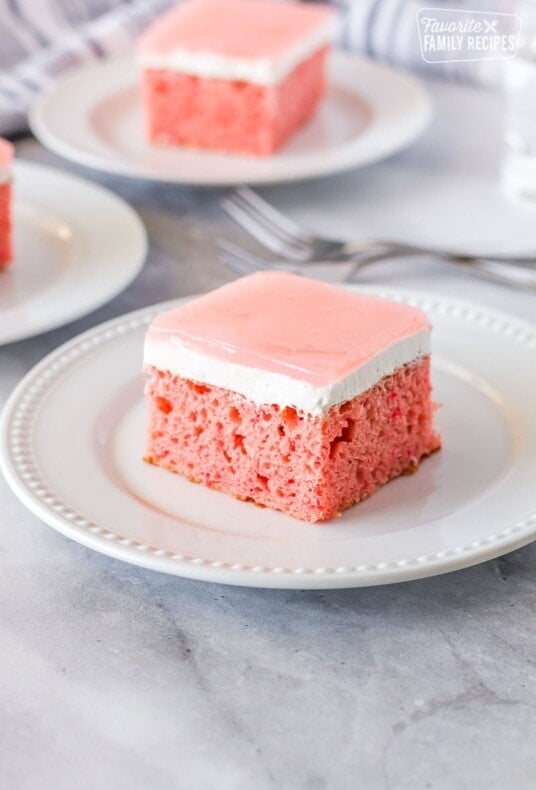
[0,0,506,138]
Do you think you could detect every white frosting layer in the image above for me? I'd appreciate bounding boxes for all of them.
[144,329,431,416]
[0,168,11,186]
[139,19,337,85]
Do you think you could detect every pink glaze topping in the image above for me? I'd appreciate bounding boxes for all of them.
[0,138,14,169]
[146,272,430,388]
[138,0,335,59]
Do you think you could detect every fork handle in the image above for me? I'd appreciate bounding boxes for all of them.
[348,245,536,290]
[344,240,536,266]
[448,256,536,290]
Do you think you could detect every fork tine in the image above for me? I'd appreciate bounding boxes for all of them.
[234,186,313,243]
[226,190,310,250]
[220,198,310,260]
[227,192,311,254]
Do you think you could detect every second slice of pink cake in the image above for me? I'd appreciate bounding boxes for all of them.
[144,273,440,523]
[138,0,336,155]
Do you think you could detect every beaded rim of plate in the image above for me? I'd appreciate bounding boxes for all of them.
[2,289,535,584]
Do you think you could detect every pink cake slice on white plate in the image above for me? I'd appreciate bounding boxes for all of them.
[0,138,13,268]
[137,0,337,155]
[143,272,441,523]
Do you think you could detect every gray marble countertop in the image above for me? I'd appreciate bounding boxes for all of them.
[1,79,535,789]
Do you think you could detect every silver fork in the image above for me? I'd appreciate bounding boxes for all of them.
[216,237,536,290]
[220,186,536,289]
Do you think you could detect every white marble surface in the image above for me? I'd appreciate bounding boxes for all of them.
[1,80,535,789]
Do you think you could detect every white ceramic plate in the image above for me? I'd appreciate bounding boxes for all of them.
[29,52,431,186]
[1,287,535,589]
[0,161,147,346]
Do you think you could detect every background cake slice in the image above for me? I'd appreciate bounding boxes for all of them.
[0,138,13,268]
[138,0,336,155]
[144,272,440,523]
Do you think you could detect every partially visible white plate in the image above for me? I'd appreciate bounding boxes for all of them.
[0,161,147,346]
[29,52,431,186]
[1,288,534,589]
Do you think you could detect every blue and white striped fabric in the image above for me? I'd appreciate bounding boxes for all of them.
[0,0,508,137]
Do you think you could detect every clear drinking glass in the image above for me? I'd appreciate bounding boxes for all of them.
[503,0,536,203]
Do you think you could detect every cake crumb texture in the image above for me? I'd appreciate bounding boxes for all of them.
[144,358,440,523]
[142,48,327,155]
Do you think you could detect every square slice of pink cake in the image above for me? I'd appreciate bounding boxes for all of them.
[0,139,13,268]
[137,0,336,155]
[144,272,440,523]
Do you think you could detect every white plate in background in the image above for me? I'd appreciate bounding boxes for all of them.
[30,52,432,186]
[1,287,534,589]
[0,161,147,346]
